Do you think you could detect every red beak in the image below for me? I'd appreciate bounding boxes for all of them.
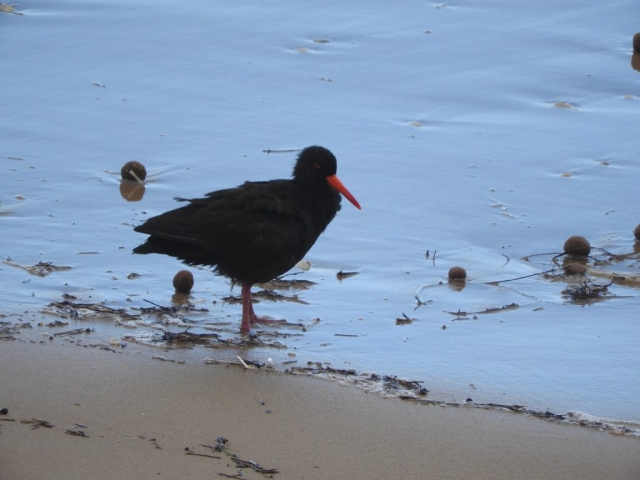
[326,174,361,210]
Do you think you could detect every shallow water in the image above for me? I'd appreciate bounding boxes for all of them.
[2,0,639,424]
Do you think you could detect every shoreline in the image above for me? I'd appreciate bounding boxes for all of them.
[5,317,640,433]
[1,338,638,479]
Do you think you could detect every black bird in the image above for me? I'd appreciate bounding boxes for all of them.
[133,146,361,333]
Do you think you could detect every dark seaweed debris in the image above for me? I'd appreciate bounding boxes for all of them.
[186,437,279,475]
[257,278,316,290]
[446,302,519,318]
[20,418,54,430]
[46,300,139,321]
[0,321,33,340]
[562,280,613,304]
[382,375,425,393]
[3,259,71,277]
[286,364,428,396]
[336,270,359,281]
[223,289,308,305]
[123,329,288,350]
[398,397,638,435]
[138,299,209,315]
[395,313,414,325]
[162,329,222,344]
[401,397,567,420]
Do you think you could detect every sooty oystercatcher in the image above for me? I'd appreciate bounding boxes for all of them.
[133,146,361,333]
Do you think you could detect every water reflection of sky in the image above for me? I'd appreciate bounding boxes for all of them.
[1,0,639,423]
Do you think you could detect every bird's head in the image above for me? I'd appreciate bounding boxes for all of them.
[293,146,361,210]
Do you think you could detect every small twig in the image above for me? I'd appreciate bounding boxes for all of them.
[127,169,145,185]
[201,442,226,452]
[501,254,510,267]
[262,148,300,154]
[236,356,252,369]
[413,296,432,311]
[185,452,222,459]
[142,298,175,312]
[21,419,54,429]
[219,449,280,474]
[485,268,558,285]
[592,246,614,256]
[446,303,519,317]
[276,271,304,279]
[53,328,88,336]
[521,252,562,261]
[184,447,221,459]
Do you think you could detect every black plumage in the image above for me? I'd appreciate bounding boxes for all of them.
[133,146,360,333]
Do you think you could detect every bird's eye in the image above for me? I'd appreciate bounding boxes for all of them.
[313,163,321,170]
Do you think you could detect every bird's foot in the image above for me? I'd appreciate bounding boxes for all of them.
[250,315,283,326]
[240,285,284,333]
[239,314,283,334]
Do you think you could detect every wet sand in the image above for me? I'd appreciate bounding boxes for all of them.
[0,340,638,480]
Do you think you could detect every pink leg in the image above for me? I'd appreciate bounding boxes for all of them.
[239,284,280,334]
[240,284,254,333]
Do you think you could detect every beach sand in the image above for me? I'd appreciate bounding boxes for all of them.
[0,339,638,480]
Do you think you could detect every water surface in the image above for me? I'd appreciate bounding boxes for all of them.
[2,0,639,424]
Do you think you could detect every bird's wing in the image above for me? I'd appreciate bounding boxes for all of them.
[135,181,318,262]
